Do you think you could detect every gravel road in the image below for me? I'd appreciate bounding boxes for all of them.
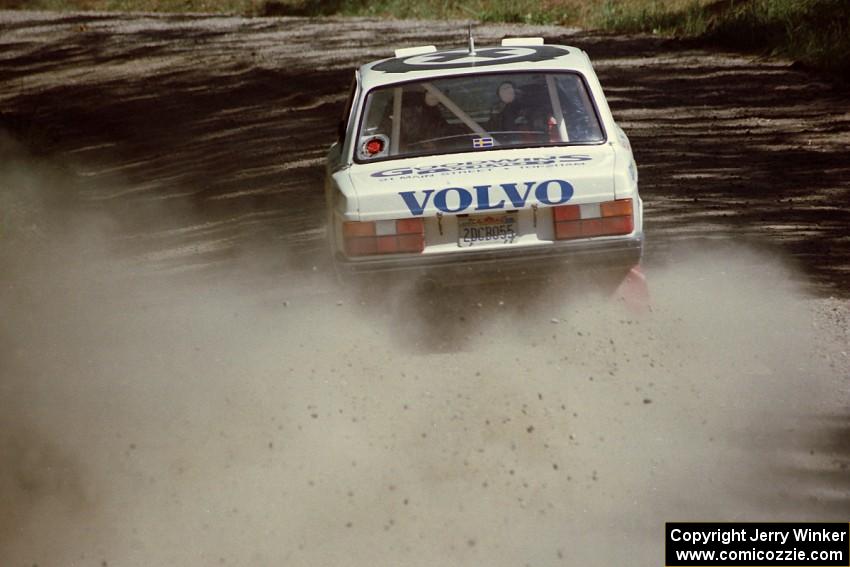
[1,11,849,567]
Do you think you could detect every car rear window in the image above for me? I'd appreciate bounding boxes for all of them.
[355,71,604,162]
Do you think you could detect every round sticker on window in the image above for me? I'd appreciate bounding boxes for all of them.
[358,134,389,160]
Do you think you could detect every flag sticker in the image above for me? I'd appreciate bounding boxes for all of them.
[472,137,494,149]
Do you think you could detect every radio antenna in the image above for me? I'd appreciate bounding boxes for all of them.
[467,23,476,56]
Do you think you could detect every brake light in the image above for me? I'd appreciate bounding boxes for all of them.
[601,199,633,217]
[552,198,633,240]
[343,222,376,238]
[343,218,425,256]
[553,204,580,222]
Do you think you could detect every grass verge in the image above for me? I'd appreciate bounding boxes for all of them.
[594,0,850,74]
[1,0,847,73]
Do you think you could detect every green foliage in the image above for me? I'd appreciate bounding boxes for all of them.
[0,0,263,13]
[469,0,574,25]
[709,0,849,72]
[325,0,573,25]
[1,0,846,73]
[595,0,850,73]
[593,0,707,35]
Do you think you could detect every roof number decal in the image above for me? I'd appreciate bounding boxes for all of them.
[373,46,569,73]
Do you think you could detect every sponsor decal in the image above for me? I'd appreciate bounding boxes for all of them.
[371,155,592,178]
[373,46,570,73]
[399,179,574,216]
[472,137,495,149]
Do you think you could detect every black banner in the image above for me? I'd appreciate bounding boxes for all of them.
[666,523,850,566]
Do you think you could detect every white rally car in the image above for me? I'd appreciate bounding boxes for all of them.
[325,37,642,284]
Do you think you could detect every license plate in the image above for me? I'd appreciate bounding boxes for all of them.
[458,213,518,248]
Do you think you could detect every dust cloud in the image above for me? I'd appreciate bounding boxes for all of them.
[1,137,844,566]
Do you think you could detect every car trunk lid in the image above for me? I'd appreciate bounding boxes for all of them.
[347,146,615,221]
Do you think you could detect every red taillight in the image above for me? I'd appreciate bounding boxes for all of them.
[376,235,398,254]
[601,199,633,217]
[345,236,378,256]
[396,218,424,234]
[397,234,425,252]
[552,204,581,222]
[581,218,604,235]
[343,221,376,238]
[554,220,582,240]
[343,218,425,256]
[602,215,633,235]
[552,198,634,240]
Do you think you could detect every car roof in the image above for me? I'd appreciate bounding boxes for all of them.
[358,43,593,90]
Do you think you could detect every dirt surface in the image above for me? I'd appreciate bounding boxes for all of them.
[1,11,849,567]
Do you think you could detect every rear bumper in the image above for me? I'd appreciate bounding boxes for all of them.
[334,234,643,278]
